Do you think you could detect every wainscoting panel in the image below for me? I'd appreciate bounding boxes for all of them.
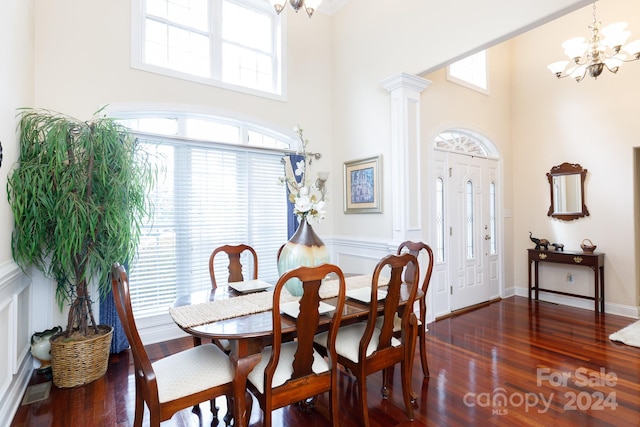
[0,296,11,399]
[328,236,397,275]
[0,261,33,427]
[14,283,31,373]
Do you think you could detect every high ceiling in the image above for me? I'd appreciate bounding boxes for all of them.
[318,0,349,15]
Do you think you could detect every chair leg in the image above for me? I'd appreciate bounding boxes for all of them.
[381,366,393,399]
[329,380,340,426]
[133,391,144,427]
[223,395,234,424]
[263,400,272,427]
[149,408,161,427]
[419,325,429,378]
[400,361,416,420]
[209,397,219,419]
[357,376,370,427]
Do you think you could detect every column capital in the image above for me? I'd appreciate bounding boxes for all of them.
[380,72,431,93]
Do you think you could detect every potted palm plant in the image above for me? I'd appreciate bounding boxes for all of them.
[7,108,156,388]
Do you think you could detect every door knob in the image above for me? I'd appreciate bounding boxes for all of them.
[484,235,491,240]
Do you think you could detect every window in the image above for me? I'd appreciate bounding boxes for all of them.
[435,177,445,263]
[446,50,488,94]
[434,129,489,157]
[117,113,291,318]
[489,182,496,255]
[132,0,283,98]
[465,180,474,259]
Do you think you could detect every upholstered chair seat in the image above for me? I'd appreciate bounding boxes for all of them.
[153,344,234,403]
[315,323,401,363]
[248,341,329,393]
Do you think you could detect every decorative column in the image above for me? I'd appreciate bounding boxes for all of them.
[380,72,431,242]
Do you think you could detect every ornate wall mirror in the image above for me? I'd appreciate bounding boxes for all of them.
[547,162,589,221]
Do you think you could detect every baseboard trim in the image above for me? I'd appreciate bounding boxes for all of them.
[0,354,34,427]
[513,287,639,318]
[436,297,502,320]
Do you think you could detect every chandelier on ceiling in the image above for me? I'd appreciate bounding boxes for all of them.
[267,0,323,18]
[547,2,640,82]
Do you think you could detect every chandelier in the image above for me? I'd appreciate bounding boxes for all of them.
[267,0,322,18]
[547,2,640,82]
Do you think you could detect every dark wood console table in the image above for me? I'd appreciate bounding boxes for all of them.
[528,249,605,313]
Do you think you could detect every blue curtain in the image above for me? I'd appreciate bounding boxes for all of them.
[100,263,129,354]
[284,154,305,239]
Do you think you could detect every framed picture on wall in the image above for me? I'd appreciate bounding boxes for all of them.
[343,155,382,214]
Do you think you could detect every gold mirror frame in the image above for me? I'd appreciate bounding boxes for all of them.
[546,162,589,221]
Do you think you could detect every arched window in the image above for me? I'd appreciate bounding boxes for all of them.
[434,129,491,157]
[114,111,291,318]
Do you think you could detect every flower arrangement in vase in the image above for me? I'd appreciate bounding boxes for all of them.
[277,125,329,296]
[280,125,327,224]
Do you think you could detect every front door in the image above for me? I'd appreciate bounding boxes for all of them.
[434,150,499,311]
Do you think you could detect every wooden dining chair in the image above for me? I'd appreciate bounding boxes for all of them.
[246,263,347,427]
[314,253,420,427]
[110,262,238,426]
[209,243,258,289]
[206,243,258,419]
[202,244,259,349]
[397,240,434,378]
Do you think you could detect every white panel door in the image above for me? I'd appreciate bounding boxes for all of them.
[435,150,498,311]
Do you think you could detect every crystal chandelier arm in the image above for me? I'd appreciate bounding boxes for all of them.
[268,0,288,14]
[269,0,322,18]
[547,1,639,82]
[547,61,570,77]
[304,0,322,17]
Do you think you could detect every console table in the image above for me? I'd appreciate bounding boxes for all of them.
[527,249,605,313]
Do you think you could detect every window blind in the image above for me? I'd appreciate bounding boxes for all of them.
[130,135,288,318]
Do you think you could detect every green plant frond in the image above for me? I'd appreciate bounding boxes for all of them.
[7,108,159,335]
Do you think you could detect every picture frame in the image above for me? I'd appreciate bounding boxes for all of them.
[343,155,382,214]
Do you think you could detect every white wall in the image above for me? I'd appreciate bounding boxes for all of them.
[328,0,588,239]
[512,0,640,313]
[0,0,35,423]
[1,0,34,263]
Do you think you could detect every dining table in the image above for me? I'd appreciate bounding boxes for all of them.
[169,273,419,427]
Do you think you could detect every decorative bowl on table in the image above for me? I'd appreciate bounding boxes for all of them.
[580,239,596,254]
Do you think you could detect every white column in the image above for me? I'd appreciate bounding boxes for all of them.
[380,72,431,242]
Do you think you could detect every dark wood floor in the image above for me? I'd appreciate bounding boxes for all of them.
[11,296,640,426]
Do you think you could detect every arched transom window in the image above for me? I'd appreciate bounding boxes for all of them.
[434,129,491,157]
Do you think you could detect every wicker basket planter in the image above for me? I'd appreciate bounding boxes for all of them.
[50,325,113,388]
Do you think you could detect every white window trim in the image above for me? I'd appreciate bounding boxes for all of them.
[130,0,288,102]
[106,103,297,148]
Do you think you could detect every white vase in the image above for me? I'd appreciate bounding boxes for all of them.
[31,326,62,373]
